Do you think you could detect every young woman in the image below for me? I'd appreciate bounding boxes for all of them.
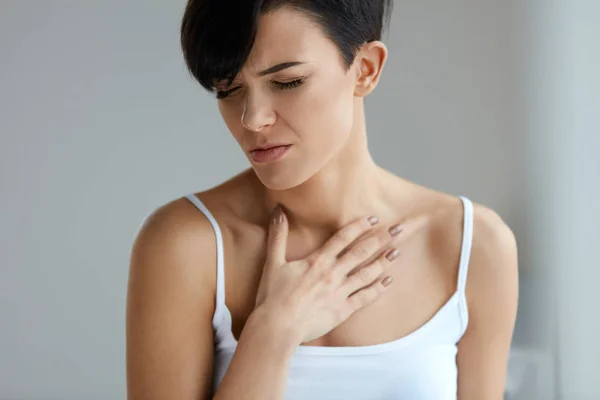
[126,1,519,399]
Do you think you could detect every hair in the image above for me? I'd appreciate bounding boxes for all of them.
[180,0,393,93]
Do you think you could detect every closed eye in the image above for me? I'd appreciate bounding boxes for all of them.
[215,87,240,100]
[272,78,304,91]
[215,78,305,100]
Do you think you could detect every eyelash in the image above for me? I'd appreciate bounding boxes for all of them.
[215,78,305,100]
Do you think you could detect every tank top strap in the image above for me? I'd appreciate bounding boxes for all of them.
[456,196,474,331]
[184,194,227,324]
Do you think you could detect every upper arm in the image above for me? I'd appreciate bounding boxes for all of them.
[457,205,519,400]
[126,201,217,400]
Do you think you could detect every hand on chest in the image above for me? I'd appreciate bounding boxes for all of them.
[222,221,461,347]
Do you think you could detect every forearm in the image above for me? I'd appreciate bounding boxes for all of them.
[213,308,299,400]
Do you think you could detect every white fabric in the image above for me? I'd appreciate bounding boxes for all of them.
[185,194,474,400]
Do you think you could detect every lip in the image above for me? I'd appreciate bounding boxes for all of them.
[249,143,291,152]
[250,144,292,164]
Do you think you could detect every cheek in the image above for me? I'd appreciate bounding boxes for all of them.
[289,76,355,144]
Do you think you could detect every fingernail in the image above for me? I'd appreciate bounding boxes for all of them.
[385,248,399,261]
[368,216,379,226]
[382,276,393,287]
[388,224,403,236]
[272,206,283,224]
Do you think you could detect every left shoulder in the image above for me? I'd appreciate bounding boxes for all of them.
[454,200,519,396]
[406,188,518,298]
[416,190,517,275]
[420,190,518,305]
[468,201,519,287]
[402,185,519,395]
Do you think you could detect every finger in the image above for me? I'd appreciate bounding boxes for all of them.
[315,215,380,261]
[335,224,402,276]
[265,205,289,267]
[345,274,394,315]
[342,248,398,296]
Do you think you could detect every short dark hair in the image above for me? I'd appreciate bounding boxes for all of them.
[180,0,393,93]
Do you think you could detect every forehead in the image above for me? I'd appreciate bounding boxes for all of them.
[243,7,334,71]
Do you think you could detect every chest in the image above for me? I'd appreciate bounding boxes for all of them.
[219,223,460,347]
[213,343,460,400]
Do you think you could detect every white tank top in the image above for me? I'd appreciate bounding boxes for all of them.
[185,194,474,400]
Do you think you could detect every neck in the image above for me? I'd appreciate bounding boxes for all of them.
[255,112,394,235]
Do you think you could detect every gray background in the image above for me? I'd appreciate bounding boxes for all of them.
[1,1,598,399]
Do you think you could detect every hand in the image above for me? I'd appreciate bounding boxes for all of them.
[254,205,402,345]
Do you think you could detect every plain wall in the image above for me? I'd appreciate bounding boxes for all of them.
[2,1,596,399]
[526,1,600,397]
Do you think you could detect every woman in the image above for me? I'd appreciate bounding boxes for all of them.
[126,1,519,399]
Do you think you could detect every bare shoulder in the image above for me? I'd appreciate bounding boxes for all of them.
[127,171,251,313]
[130,169,253,275]
[126,193,222,400]
[130,194,219,286]
[411,185,517,281]
[468,201,519,296]
[399,184,518,299]
[455,202,519,396]
[410,183,518,304]
[410,188,519,394]
[460,199,519,324]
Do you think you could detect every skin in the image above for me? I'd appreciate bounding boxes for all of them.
[126,6,519,400]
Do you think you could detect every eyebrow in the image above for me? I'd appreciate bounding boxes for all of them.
[257,61,305,77]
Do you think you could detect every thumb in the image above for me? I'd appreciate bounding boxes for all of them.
[266,205,289,266]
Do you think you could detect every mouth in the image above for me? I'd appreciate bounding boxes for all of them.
[249,143,291,151]
[249,144,292,164]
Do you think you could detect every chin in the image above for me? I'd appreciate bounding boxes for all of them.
[251,162,315,191]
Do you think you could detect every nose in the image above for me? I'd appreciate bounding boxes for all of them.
[241,94,276,132]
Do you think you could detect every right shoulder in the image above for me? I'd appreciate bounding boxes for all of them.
[129,194,219,304]
[134,194,217,250]
[126,194,220,399]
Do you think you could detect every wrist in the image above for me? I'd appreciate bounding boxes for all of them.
[247,306,302,350]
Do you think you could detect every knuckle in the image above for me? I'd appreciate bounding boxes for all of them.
[270,229,286,242]
[351,244,369,259]
[337,228,355,245]
[307,253,321,268]
[378,230,393,244]
[346,295,360,311]
[359,266,374,284]
[367,234,384,251]
[365,234,383,250]
[367,287,380,301]
[357,289,372,305]
[321,268,336,285]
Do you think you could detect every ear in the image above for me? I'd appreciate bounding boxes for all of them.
[353,41,388,97]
